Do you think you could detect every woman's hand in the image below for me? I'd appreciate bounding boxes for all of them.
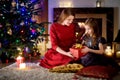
[66,52,74,58]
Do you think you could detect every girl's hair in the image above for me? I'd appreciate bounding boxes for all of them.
[85,18,100,38]
[57,8,75,24]
[85,18,100,46]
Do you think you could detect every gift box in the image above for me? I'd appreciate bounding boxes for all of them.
[70,47,84,60]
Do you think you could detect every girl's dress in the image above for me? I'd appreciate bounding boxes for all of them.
[80,36,120,70]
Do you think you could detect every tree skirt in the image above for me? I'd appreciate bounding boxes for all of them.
[0,62,120,80]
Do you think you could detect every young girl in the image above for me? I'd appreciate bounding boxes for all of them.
[80,18,120,70]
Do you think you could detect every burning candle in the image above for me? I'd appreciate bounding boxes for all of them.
[16,56,24,67]
[105,46,112,56]
[116,51,120,58]
[19,63,26,69]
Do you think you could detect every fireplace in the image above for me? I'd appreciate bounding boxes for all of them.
[53,8,114,43]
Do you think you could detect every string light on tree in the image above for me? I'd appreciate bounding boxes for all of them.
[0,0,50,61]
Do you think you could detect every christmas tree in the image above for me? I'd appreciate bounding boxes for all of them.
[0,0,49,63]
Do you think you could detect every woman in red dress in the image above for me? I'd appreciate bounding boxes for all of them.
[40,9,77,68]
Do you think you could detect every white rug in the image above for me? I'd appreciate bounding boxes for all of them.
[0,62,120,80]
[0,62,74,80]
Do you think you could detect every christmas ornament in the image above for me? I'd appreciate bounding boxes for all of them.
[0,0,50,59]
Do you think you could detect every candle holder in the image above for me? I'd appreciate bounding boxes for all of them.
[116,51,120,58]
[19,63,26,69]
[16,56,24,67]
[105,46,113,57]
[112,42,120,58]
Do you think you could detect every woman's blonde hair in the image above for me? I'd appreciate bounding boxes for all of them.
[57,8,75,24]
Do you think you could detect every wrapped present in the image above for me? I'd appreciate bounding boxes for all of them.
[70,44,84,60]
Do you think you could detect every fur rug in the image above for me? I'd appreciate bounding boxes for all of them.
[0,63,74,80]
[0,62,120,80]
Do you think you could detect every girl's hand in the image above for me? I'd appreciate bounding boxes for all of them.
[81,46,90,54]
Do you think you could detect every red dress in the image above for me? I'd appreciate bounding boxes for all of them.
[40,23,76,68]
